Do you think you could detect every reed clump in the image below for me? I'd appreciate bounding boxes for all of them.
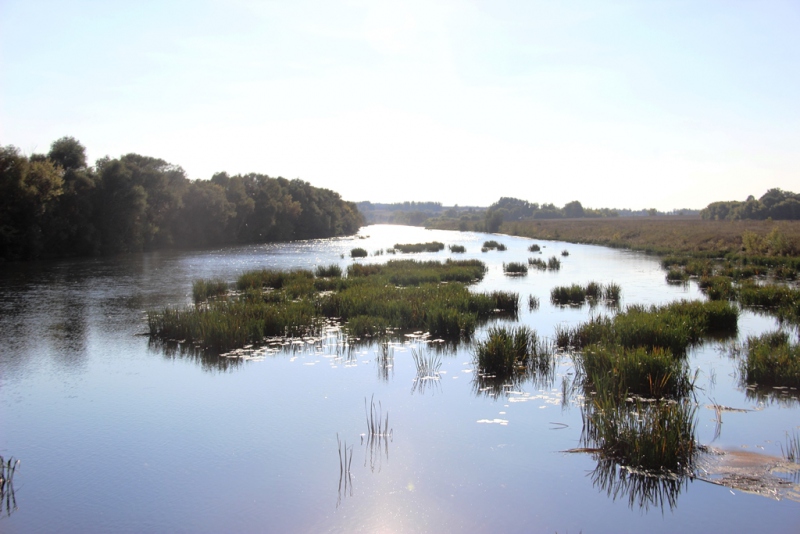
[350,247,368,258]
[192,279,229,304]
[474,326,553,377]
[528,244,541,252]
[547,256,561,270]
[483,240,506,251]
[551,282,622,306]
[740,331,800,388]
[528,257,547,269]
[315,264,343,278]
[393,241,445,253]
[503,262,528,275]
[562,249,570,256]
[449,244,466,253]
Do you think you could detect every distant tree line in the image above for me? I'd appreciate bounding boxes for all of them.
[701,188,800,221]
[0,137,363,261]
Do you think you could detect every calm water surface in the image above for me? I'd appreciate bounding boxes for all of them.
[1,225,798,533]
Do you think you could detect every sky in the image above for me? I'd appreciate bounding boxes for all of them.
[1,0,798,210]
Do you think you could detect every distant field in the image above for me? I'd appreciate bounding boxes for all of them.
[433,218,800,256]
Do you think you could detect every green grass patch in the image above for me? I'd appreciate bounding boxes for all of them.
[474,326,553,377]
[740,331,800,388]
[503,262,528,275]
[315,264,343,278]
[393,241,445,253]
[350,247,368,258]
[192,279,229,304]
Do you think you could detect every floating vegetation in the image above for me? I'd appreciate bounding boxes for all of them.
[350,247,368,258]
[528,295,540,311]
[474,326,553,378]
[740,331,800,388]
[528,243,541,252]
[449,244,466,253]
[315,264,343,278]
[483,240,506,251]
[503,262,528,275]
[528,257,547,269]
[192,279,229,304]
[393,241,445,253]
[547,256,561,270]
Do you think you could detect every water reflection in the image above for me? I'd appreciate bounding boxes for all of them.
[336,434,353,508]
[590,456,688,512]
[0,456,20,518]
[411,348,442,395]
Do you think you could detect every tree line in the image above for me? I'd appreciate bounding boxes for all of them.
[0,137,363,261]
[701,188,800,221]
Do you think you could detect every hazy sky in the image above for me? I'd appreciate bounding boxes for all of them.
[2,0,798,209]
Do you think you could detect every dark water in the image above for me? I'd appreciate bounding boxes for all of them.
[1,225,797,533]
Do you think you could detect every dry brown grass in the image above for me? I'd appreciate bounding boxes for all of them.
[489,218,800,256]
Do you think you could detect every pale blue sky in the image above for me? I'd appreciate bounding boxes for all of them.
[2,0,798,209]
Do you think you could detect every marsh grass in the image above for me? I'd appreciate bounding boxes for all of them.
[740,331,800,388]
[562,249,570,257]
[581,397,698,474]
[547,256,561,270]
[393,241,445,253]
[449,244,466,253]
[151,259,517,351]
[528,257,547,269]
[604,282,622,303]
[574,345,694,399]
[365,395,392,437]
[483,240,506,251]
[0,455,19,517]
[528,244,541,252]
[503,262,528,275]
[528,295,540,310]
[666,268,689,282]
[551,284,587,305]
[350,247,368,258]
[474,326,553,377]
[556,300,738,354]
[585,281,602,300]
[192,279,229,304]
[781,431,800,463]
[315,264,343,278]
[411,348,442,395]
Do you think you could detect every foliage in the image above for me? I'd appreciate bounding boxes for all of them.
[0,138,363,261]
[701,188,800,221]
[740,331,800,388]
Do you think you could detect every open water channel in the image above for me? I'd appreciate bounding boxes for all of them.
[1,225,798,532]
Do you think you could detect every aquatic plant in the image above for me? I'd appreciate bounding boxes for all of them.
[449,244,466,253]
[581,397,698,474]
[665,268,688,282]
[528,295,540,310]
[561,249,570,257]
[574,345,694,399]
[474,326,552,377]
[740,331,800,388]
[547,256,561,270]
[603,282,622,303]
[585,281,602,301]
[365,395,391,437]
[551,284,587,305]
[528,244,541,252]
[350,247,368,258]
[503,262,528,275]
[781,431,800,463]
[528,257,547,269]
[192,279,229,304]
[393,241,445,253]
[315,264,343,278]
[0,455,19,517]
[482,240,506,251]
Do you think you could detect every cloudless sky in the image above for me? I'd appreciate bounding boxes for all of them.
[1,0,798,209]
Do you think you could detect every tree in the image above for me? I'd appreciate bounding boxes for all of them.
[563,200,585,218]
[48,136,87,170]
